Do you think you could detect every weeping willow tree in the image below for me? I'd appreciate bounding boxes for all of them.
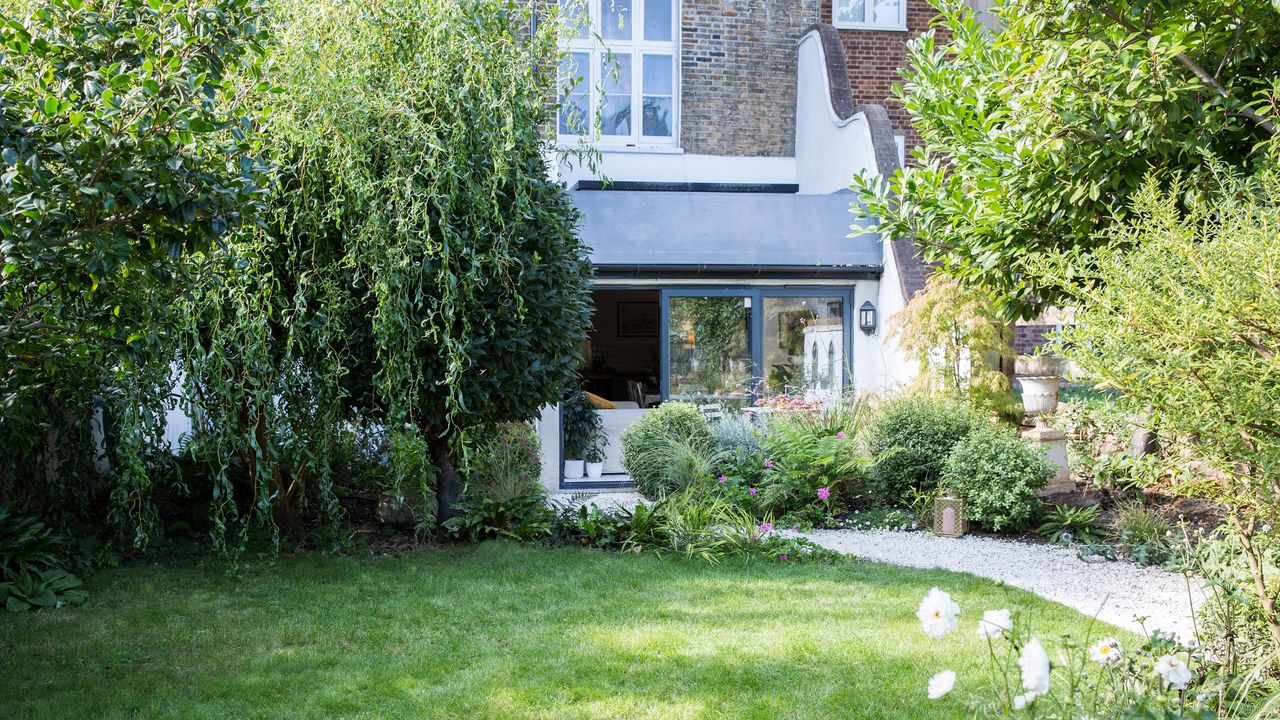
[179,0,592,542]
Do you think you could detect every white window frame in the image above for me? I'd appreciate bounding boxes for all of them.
[831,0,907,31]
[557,0,681,149]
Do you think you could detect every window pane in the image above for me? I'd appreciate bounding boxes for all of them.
[641,96,671,136]
[834,0,866,24]
[601,0,631,40]
[644,0,672,41]
[558,52,589,135]
[600,53,632,136]
[558,0,589,39]
[667,296,753,408]
[642,54,672,95]
[871,0,900,25]
[762,296,844,401]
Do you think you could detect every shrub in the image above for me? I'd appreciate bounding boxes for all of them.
[867,396,985,504]
[1109,501,1174,566]
[710,414,762,475]
[561,392,602,461]
[1036,504,1102,545]
[943,427,1051,532]
[468,422,541,502]
[757,410,869,520]
[0,506,86,612]
[621,403,714,498]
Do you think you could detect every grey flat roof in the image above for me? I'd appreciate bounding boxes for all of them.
[570,190,882,278]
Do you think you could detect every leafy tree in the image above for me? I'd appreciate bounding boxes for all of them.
[181,0,593,535]
[1051,164,1280,655]
[854,0,1280,319]
[0,0,268,535]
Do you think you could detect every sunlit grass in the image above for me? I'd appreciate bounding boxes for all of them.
[1,542,1126,719]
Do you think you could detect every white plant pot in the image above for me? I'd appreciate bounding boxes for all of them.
[585,461,604,479]
[563,459,585,479]
[1020,375,1062,417]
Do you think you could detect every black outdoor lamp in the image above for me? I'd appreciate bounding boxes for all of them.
[859,301,877,335]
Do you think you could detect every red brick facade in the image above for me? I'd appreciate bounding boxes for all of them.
[820,0,944,151]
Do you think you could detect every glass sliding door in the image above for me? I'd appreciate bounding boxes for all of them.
[665,294,753,407]
[762,295,846,402]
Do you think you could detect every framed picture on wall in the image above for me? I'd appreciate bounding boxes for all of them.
[617,302,659,337]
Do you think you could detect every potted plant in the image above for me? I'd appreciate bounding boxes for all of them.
[585,431,608,479]
[1016,350,1065,419]
[561,390,602,480]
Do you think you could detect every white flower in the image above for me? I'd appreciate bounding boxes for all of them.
[916,588,961,640]
[1089,638,1122,665]
[1154,654,1193,690]
[976,608,1012,640]
[1012,692,1039,710]
[927,670,956,699]
[1017,637,1051,704]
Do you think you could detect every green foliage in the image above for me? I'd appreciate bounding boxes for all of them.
[756,405,870,518]
[867,395,985,504]
[853,0,1280,319]
[1192,529,1280,680]
[1110,501,1175,567]
[0,506,85,611]
[1036,504,1102,545]
[1053,166,1280,524]
[0,0,269,545]
[442,493,555,543]
[620,403,714,498]
[943,426,1051,532]
[841,507,917,532]
[177,0,594,546]
[652,488,759,563]
[561,391,602,461]
[710,413,763,476]
[889,275,1018,417]
[467,422,540,503]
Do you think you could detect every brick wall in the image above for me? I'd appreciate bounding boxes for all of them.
[1013,324,1054,356]
[680,0,821,157]
[820,0,943,150]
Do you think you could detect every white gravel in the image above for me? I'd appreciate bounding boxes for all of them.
[797,528,1208,639]
[549,492,1207,639]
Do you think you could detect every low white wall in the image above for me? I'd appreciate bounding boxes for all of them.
[535,403,561,493]
[557,150,796,188]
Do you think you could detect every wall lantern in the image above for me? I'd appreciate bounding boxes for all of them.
[859,301,877,335]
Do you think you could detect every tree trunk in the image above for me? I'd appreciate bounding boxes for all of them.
[1229,512,1280,658]
[430,436,463,527]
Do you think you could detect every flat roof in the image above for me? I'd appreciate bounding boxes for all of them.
[570,189,882,279]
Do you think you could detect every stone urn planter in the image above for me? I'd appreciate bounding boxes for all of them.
[1020,375,1063,417]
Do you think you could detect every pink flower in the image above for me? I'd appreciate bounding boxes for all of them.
[835,431,846,439]
[760,522,773,534]
[763,459,774,469]
[817,487,831,500]
[748,487,758,496]
[779,554,788,561]
[718,475,727,483]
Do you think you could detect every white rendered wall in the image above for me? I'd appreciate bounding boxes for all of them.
[557,149,796,188]
[794,31,881,195]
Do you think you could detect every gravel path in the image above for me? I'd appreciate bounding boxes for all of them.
[550,492,1206,639]
[797,528,1207,639]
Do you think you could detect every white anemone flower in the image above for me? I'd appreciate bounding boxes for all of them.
[976,608,1012,640]
[927,670,956,700]
[916,587,961,640]
[1154,654,1193,690]
[1017,637,1051,704]
[1089,638,1122,665]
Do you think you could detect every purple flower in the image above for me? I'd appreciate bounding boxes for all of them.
[763,459,774,469]
[718,475,727,484]
[779,554,788,561]
[748,487,758,496]
[835,431,846,440]
[817,487,831,501]
[760,522,774,535]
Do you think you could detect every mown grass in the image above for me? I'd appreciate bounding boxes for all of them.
[1,541,1125,719]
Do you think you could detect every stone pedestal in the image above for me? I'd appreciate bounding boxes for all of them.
[1023,418,1072,495]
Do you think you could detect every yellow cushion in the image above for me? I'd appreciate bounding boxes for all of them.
[583,391,616,410]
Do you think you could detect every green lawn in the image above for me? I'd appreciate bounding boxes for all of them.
[2,542,1120,719]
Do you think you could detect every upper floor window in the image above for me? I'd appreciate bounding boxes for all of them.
[832,0,906,31]
[558,0,679,146]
